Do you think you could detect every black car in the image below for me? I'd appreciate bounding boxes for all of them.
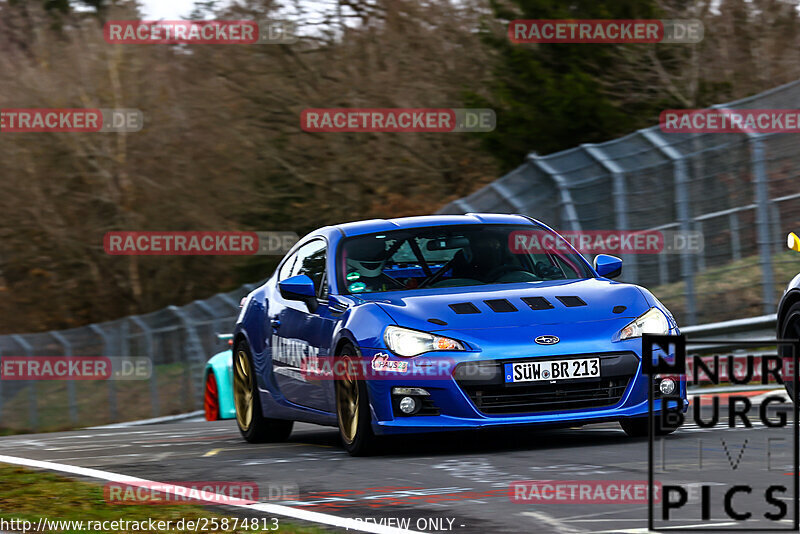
[777,232,800,401]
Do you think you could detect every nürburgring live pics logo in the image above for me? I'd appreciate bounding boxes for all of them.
[644,333,800,531]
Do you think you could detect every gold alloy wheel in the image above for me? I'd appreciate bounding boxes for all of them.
[233,349,254,430]
[336,355,359,444]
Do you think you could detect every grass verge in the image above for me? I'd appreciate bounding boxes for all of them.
[0,464,324,533]
[652,250,799,325]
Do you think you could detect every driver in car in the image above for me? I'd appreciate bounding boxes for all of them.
[344,239,393,292]
[451,237,505,282]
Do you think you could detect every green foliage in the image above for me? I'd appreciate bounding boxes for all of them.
[475,0,666,169]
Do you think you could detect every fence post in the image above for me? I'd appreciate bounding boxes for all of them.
[89,324,118,422]
[582,144,639,283]
[527,154,582,231]
[217,293,240,311]
[489,181,526,214]
[694,220,706,273]
[194,300,218,349]
[174,327,191,410]
[729,212,742,261]
[129,315,159,418]
[168,305,206,410]
[12,335,37,431]
[213,294,240,336]
[770,202,783,256]
[658,255,669,286]
[641,130,697,325]
[50,332,78,424]
[750,134,776,315]
[674,157,697,324]
[453,199,474,213]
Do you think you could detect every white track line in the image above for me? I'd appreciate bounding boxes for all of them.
[519,512,583,533]
[86,411,205,429]
[0,455,420,534]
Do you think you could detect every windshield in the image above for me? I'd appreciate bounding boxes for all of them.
[337,224,594,294]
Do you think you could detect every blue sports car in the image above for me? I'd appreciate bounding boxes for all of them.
[232,214,686,455]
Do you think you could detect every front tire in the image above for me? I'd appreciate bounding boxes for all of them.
[335,344,376,456]
[620,417,677,437]
[233,344,293,443]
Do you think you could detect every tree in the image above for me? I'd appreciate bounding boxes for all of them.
[475,0,668,169]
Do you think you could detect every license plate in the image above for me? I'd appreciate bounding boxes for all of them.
[504,358,600,383]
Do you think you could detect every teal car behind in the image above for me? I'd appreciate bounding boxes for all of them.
[204,334,236,421]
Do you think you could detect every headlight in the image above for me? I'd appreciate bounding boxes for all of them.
[618,308,670,340]
[384,326,465,357]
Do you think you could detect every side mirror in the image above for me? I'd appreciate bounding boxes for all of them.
[594,254,622,279]
[278,274,318,312]
[789,232,800,252]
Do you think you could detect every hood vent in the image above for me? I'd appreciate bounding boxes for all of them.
[428,318,448,325]
[484,299,517,313]
[613,305,627,314]
[556,296,587,307]
[520,297,554,310]
[449,302,481,314]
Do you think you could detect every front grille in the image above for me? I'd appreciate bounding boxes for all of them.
[417,397,440,415]
[454,352,638,416]
[462,378,631,415]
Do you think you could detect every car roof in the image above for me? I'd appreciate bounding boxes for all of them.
[332,213,538,237]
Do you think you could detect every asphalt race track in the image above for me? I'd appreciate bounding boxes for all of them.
[0,397,797,534]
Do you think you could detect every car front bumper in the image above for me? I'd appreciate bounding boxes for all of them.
[361,335,687,435]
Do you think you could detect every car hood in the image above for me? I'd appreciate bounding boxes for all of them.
[355,278,649,333]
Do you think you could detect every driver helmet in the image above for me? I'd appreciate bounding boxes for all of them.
[346,237,386,277]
